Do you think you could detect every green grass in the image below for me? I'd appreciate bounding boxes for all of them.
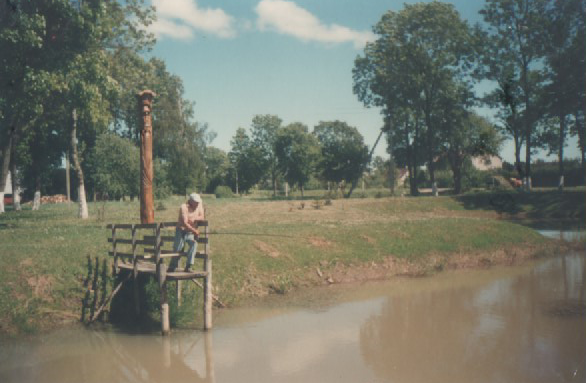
[0,188,583,336]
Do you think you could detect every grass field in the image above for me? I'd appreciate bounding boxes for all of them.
[0,188,583,336]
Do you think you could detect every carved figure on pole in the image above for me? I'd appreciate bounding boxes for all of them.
[138,90,156,224]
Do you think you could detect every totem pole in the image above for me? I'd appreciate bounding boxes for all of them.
[138,90,156,224]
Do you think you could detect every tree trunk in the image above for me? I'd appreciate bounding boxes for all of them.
[424,111,438,197]
[450,153,463,195]
[388,157,396,196]
[522,65,532,192]
[406,136,418,196]
[300,184,304,198]
[0,127,14,214]
[71,109,88,219]
[235,169,239,195]
[524,131,532,191]
[558,115,565,191]
[10,130,21,211]
[32,175,41,211]
[346,179,358,198]
[66,149,71,202]
[513,134,524,179]
[10,160,21,211]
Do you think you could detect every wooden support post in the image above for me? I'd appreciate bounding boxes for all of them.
[203,222,212,330]
[204,332,215,382]
[161,282,170,336]
[131,225,140,315]
[133,279,140,316]
[204,258,212,330]
[112,225,118,274]
[177,280,182,307]
[162,336,172,368]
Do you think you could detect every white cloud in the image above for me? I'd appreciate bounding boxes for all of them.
[255,0,374,48]
[150,18,194,40]
[151,0,236,40]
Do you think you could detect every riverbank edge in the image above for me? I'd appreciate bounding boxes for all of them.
[224,237,585,307]
[1,237,582,339]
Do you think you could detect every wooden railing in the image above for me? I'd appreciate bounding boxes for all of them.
[105,221,212,333]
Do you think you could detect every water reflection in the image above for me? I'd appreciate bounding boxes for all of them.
[0,330,215,383]
[360,253,586,383]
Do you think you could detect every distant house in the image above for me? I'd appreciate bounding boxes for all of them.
[397,168,409,185]
[471,155,502,171]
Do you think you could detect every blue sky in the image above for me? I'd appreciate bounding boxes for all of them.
[147,0,579,163]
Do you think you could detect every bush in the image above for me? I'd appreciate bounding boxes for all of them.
[461,163,487,191]
[214,185,234,198]
[434,170,454,188]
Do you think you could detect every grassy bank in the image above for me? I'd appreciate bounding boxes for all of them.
[0,188,583,336]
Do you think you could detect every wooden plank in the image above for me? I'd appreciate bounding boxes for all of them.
[167,270,208,280]
[159,220,208,227]
[159,253,182,259]
[107,223,158,229]
[107,221,207,229]
[144,235,208,244]
[144,249,181,255]
[108,251,153,260]
[143,249,208,259]
[116,262,157,273]
[117,262,208,279]
[107,238,159,245]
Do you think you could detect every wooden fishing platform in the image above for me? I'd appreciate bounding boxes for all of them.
[104,220,212,335]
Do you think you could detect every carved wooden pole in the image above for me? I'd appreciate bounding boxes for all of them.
[138,90,156,224]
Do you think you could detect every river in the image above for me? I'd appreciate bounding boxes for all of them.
[1,231,585,383]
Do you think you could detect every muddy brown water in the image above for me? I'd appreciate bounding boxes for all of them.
[1,232,585,383]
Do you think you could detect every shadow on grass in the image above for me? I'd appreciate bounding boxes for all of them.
[454,189,586,222]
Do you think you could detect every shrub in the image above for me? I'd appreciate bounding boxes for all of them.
[214,185,234,198]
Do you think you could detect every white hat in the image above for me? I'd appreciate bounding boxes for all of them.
[189,193,202,203]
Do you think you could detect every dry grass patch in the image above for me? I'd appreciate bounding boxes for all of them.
[254,240,281,258]
[308,236,334,248]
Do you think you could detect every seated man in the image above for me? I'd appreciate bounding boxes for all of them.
[170,193,204,272]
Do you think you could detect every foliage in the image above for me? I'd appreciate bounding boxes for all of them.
[354,2,477,195]
[313,121,369,187]
[275,122,320,195]
[204,147,231,193]
[250,114,283,195]
[443,111,503,194]
[229,127,265,193]
[479,0,549,182]
[214,185,234,198]
[91,133,139,200]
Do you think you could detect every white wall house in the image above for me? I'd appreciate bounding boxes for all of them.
[471,155,503,171]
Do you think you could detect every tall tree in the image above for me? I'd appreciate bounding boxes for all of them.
[539,0,585,190]
[250,114,282,196]
[275,122,320,197]
[91,133,139,200]
[229,128,265,194]
[480,0,548,190]
[353,2,476,196]
[0,0,155,216]
[384,108,426,196]
[203,147,231,193]
[314,121,369,196]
